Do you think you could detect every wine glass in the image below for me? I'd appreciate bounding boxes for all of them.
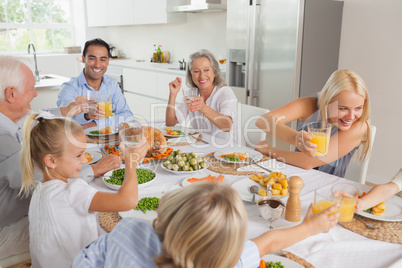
[257,197,285,229]
[182,88,199,104]
[218,55,226,70]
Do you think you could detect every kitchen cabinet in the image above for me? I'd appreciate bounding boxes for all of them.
[86,0,186,27]
[122,67,186,121]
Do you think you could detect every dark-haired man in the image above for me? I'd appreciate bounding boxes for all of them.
[57,38,132,129]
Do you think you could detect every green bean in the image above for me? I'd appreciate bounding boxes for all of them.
[134,197,160,213]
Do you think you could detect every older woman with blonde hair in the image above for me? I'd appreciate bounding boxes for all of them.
[256,69,372,177]
[73,182,339,267]
[166,49,241,145]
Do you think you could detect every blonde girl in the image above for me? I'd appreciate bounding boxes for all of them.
[256,69,372,177]
[20,112,147,268]
[73,182,339,267]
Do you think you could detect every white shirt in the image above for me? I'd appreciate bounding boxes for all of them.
[391,168,402,191]
[0,109,94,228]
[176,86,242,146]
[29,179,99,268]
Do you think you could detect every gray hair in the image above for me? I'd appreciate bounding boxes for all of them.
[186,49,226,89]
[0,56,26,101]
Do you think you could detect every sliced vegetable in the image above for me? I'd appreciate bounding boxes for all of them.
[187,174,224,184]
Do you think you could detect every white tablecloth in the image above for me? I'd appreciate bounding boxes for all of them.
[89,129,402,268]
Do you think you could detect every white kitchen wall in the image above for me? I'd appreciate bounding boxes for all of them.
[338,0,402,184]
[85,12,227,63]
[47,0,400,185]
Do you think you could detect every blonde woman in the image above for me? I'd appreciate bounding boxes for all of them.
[20,112,148,268]
[256,69,371,178]
[73,182,339,267]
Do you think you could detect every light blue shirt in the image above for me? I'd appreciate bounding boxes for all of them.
[73,217,260,268]
[57,70,133,126]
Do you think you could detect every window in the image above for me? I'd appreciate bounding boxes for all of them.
[0,0,74,53]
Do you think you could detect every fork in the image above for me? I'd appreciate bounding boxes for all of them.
[354,214,382,229]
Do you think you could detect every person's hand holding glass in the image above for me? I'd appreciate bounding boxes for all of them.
[182,88,201,112]
[82,90,105,120]
[296,121,331,158]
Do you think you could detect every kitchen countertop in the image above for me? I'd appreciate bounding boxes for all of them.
[34,74,70,90]
[108,59,187,75]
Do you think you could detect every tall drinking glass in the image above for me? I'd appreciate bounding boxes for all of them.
[120,126,144,149]
[83,90,98,115]
[98,96,113,129]
[307,122,331,157]
[331,183,359,222]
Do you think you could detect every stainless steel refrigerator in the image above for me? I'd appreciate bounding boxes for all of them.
[226,0,344,109]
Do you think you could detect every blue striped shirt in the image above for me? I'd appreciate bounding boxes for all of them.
[73,218,260,268]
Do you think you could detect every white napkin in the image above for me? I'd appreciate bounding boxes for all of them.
[236,159,280,172]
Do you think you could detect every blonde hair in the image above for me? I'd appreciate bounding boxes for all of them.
[153,182,247,268]
[19,113,83,197]
[317,69,371,161]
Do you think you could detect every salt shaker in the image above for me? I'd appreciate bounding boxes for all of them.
[285,176,304,222]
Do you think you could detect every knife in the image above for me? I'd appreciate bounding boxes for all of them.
[192,134,209,144]
[248,161,273,173]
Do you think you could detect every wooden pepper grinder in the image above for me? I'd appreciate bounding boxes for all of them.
[285,176,304,222]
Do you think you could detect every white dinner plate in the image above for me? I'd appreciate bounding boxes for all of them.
[102,167,157,191]
[85,126,116,137]
[118,191,164,223]
[214,148,263,164]
[181,176,230,187]
[162,125,194,138]
[85,150,102,164]
[356,195,402,222]
[261,254,303,268]
[160,160,209,175]
[231,176,290,203]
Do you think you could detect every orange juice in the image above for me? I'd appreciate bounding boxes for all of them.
[310,132,330,157]
[99,101,113,117]
[338,197,356,222]
[313,200,338,215]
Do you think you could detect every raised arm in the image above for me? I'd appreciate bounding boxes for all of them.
[252,204,339,256]
[255,97,316,146]
[89,137,148,212]
[166,77,181,126]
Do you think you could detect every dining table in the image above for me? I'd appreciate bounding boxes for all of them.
[86,122,402,268]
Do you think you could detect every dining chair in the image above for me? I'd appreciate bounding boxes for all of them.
[344,125,377,184]
[238,103,269,148]
[0,252,31,267]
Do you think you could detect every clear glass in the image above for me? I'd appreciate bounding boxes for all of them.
[307,121,331,157]
[331,183,359,222]
[313,190,340,214]
[120,127,144,149]
[83,90,98,115]
[182,88,199,104]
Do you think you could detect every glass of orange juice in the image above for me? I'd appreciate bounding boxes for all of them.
[307,122,331,157]
[313,190,340,215]
[98,96,113,118]
[331,183,359,222]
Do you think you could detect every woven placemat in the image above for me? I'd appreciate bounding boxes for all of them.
[99,212,121,233]
[86,133,119,144]
[339,217,402,244]
[204,152,271,175]
[166,133,203,146]
[279,251,315,268]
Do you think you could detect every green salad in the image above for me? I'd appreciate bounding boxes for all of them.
[135,197,160,213]
[221,156,242,162]
[89,130,100,135]
[104,168,156,185]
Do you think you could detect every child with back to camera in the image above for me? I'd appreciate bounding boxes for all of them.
[73,182,339,267]
[19,112,148,268]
